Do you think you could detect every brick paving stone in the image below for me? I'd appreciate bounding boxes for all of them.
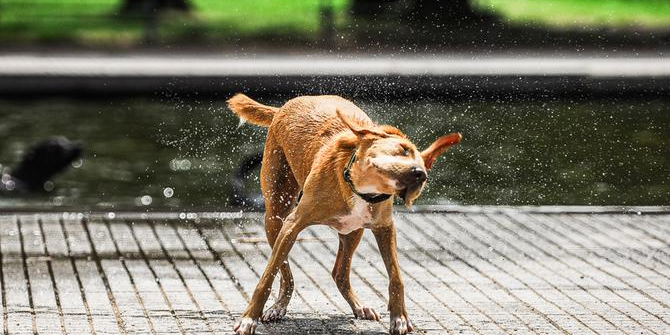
[0,210,667,334]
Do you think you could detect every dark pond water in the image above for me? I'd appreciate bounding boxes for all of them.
[0,97,668,210]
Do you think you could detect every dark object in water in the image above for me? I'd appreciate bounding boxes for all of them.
[229,151,264,209]
[1,137,83,193]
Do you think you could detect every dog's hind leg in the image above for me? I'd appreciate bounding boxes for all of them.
[259,135,300,322]
[332,229,382,321]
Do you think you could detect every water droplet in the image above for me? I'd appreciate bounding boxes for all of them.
[170,158,192,171]
[71,158,83,168]
[52,196,64,206]
[43,181,54,192]
[140,195,152,206]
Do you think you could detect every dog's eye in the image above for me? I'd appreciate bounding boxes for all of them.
[402,148,410,156]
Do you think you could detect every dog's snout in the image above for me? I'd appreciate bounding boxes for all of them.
[412,166,427,182]
[400,166,426,185]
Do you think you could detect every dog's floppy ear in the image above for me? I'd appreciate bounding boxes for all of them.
[421,133,462,170]
[336,109,387,138]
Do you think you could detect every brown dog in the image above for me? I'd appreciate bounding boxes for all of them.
[228,94,461,335]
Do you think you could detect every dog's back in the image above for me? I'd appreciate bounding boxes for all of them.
[228,94,373,181]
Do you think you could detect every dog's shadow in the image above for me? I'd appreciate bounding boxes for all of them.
[256,315,388,335]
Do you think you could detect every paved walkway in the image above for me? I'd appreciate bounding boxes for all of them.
[1,54,668,96]
[1,209,669,334]
[2,54,670,77]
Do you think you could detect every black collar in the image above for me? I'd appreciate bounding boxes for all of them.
[342,151,392,204]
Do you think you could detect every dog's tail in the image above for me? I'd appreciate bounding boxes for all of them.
[227,93,278,127]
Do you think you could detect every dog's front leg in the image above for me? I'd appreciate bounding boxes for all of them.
[373,225,414,335]
[234,213,308,335]
[333,229,381,321]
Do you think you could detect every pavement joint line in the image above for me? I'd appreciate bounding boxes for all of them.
[0,215,8,335]
[395,214,557,334]
[58,217,98,335]
[386,217,519,334]
[145,219,216,334]
[490,213,644,333]
[504,212,658,335]
[475,213,630,334]
[516,213,670,334]
[172,219,234,315]
[412,213,576,335]
[572,214,670,283]
[0,211,669,334]
[122,218,187,335]
[16,216,39,335]
[81,217,129,335]
[100,218,158,335]
[450,214,610,333]
[618,216,670,263]
[538,214,670,316]
[193,223,252,305]
[36,217,68,335]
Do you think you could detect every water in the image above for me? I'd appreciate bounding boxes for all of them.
[0,97,668,209]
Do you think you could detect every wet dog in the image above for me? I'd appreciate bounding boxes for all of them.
[1,137,83,193]
[228,94,461,335]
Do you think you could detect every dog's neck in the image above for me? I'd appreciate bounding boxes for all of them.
[342,150,392,204]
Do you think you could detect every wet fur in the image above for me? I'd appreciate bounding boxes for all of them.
[227,94,460,335]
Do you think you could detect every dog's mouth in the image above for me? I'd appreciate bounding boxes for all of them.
[398,188,408,201]
[396,181,424,207]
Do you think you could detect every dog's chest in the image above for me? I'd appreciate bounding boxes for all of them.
[332,198,373,235]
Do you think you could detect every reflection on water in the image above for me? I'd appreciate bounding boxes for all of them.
[0,98,667,209]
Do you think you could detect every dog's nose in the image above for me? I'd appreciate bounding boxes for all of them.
[412,166,427,182]
[401,166,427,185]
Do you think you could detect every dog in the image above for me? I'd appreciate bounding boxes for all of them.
[228,94,461,335]
[1,137,83,193]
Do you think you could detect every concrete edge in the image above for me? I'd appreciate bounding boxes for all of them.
[2,56,670,97]
[404,205,670,214]
[2,206,668,220]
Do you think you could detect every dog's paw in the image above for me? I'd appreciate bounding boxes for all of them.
[233,317,257,335]
[261,304,287,322]
[389,315,414,335]
[354,306,381,321]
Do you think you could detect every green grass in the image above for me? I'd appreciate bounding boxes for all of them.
[475,0,670,29]
[0,0,351,46]
[1,0,669,46]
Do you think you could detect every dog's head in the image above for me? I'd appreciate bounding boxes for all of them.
[337,109,461,207]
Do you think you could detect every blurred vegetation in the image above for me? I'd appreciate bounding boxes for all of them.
[0,0,350,46]
[475,0,670,29]
[0,0,668,47]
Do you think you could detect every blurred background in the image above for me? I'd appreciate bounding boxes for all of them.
[0,0,668,210]
[2,0,670,50]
